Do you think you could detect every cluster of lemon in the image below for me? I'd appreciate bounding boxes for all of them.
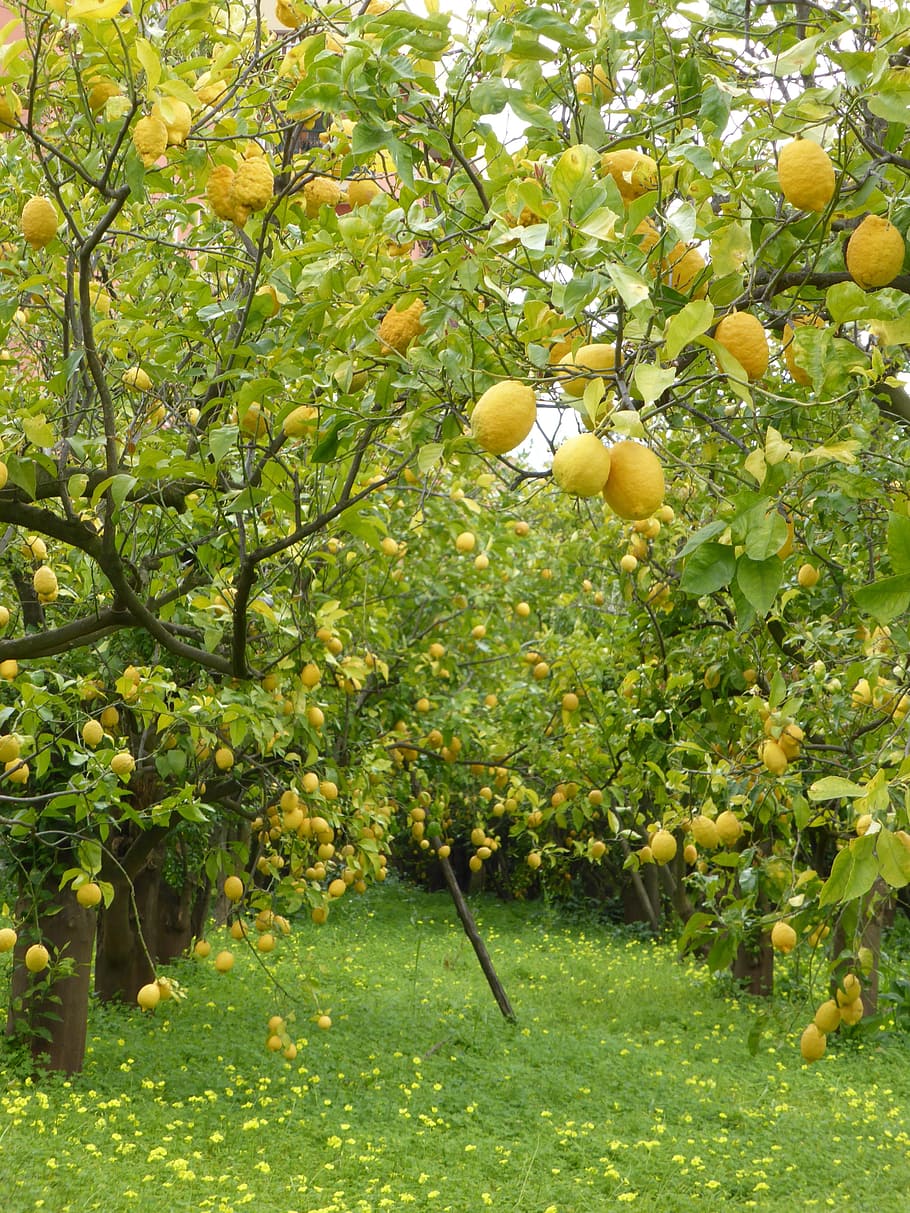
[758,707,805,775]
[800,974,865,1062]
[265,1013,300,1059]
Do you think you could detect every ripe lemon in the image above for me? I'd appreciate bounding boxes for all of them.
[559,342,617,398]
[813,999,841,1033]
[714,810,743,845]
[214,950,234,972]
[797,562,819,588]
[76,882,102,908]
[602,441,665,520]
[455,531,476,553]
[215,746,234,771]
[224,875,244,901]
[110,751,135,777]
[662,242,708,297]
[0,926,17,952]
[122,366,152,391]
[575,64,614,104]
[378,297,425,354]
[283,405,318,438]
[601,149,658,202]
[132,114,168,167]
[303,175,342,217]
[232,157,275,212]
[690,815,719,849]
[776,139,835,212]
[470,380,537,455]
[800,1022,826,1062]
[32,565,58,598]
[778,723,804,760]
[839,997,863,1025]
[650,829,677,864]
[846,215,905,289]
[194,939,211,958]
[562,691,579,711]
[137,981,161,1011]
[760,739,788,775]
[770,920,797,954]
[81,719,104,748]
[782,314,824,386]
[552,433,612,497]
[317,1013,332,1030]
[713,311,769,380]
[836,973,862,1006]
[20,196,59,249]
[25,943,50,973]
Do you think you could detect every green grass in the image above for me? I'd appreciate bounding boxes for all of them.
[1,881,908,1213]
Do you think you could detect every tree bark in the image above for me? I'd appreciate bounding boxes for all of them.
[94,825,169,1003]
[5,887,96,1074]
[732,932,774,996]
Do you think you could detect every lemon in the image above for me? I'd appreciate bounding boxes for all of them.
[470,380,537,455]
[601,149,658,202]
[839,997,863,1025]
[132,114,168,168]
[207,165,241,222]
[20,196,59,249]
[715,810,743,845]
[283,405,318,438]
[846,215,905,289]
[575,64,614,104]
[32,565,58,598]
[835,973,862,1006]
[152,98,193,147]
[223,875,244,902]
[303,175,342,217]
[378,298,425,354]
[663,242,708,297]
[455,531,476,553]
[232,157,274,212]
[813,999,841,1033]
[551,433,612,497]
[797,563,819,588]
[76,881,102,908]
[690,815,719,849]
[776,139,836,212]
[214,950,234,972]
[650,829,677,864]
[214,746,234,770]
[781,314,824,386]
[347,178,382,207]
[602,441,665,520]
[0,659,18,680]
[760,738,788,775]
[778,723,804,760]
[25,943,50,973]
[0,927,17,953]
[0,461,6,490]
[137,981,161,1011]
[800,1022,826,1062]
[713,311,769,380]
[770,920,797,954]
[559,342,617,397]
[110,751,135,777]
[123,366,152,392]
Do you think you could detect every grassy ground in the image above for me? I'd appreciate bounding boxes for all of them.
[1,881,908,1213]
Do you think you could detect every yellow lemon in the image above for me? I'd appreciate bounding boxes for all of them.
[846,215,905,289]
[602,441,665,520]
[552,433,612,497]
[713,311,769,380]
[776,139,836,212]
[470,380,537,455]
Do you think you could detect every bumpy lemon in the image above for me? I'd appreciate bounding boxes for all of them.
[378,298,425,354]
[303,176,342,217]
[559,342,617,397]
[601,149,658,202]
[777,139,836,212]
[88,79,120,114]
[602,441,665,520]
[690,815,719,849]
[575,64,614,104]
[347,178,382,207]
[132,114,168,168]
[206,165,241,222]
[470,380,537,455]
[713,311,769,380]
[800,1023,826,1062]
[122,366,152,391]
[232,157,274,212]
[551,433,612,497]
[846,214,905,289]
[21,196,59,249]
[771,921,797,954]
[782,314,824,385]
[152,99,193,147]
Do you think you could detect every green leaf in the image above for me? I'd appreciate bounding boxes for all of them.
[664,299,714,361]
[551,144,597,208]
[867,91,910,126]
[825,280,877,324]
[818,834,879,906]
[606,262,650,310]
[417,442,444,472]
[735,504,788,561]
[887,512,910,574]
[208,426,237,466]
[110,474,137,511]
[678,520,726,558]
[808,776,867,802]
[23,414,55,448]
[576,206,618,241]
[853,574,910,624]
[876,828,910,889]
[698,82,731,137]
[679,542,736,595]
[135,37,162,95]
[632,363,675,406]
[311,417,349,463]
[735,555,783,617]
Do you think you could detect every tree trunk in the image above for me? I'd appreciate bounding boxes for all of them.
[94,826,169,1004]
[831,877,893,1016]
[5,888,96,1074]
[155,874,210,962]
[732,932,774,996]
